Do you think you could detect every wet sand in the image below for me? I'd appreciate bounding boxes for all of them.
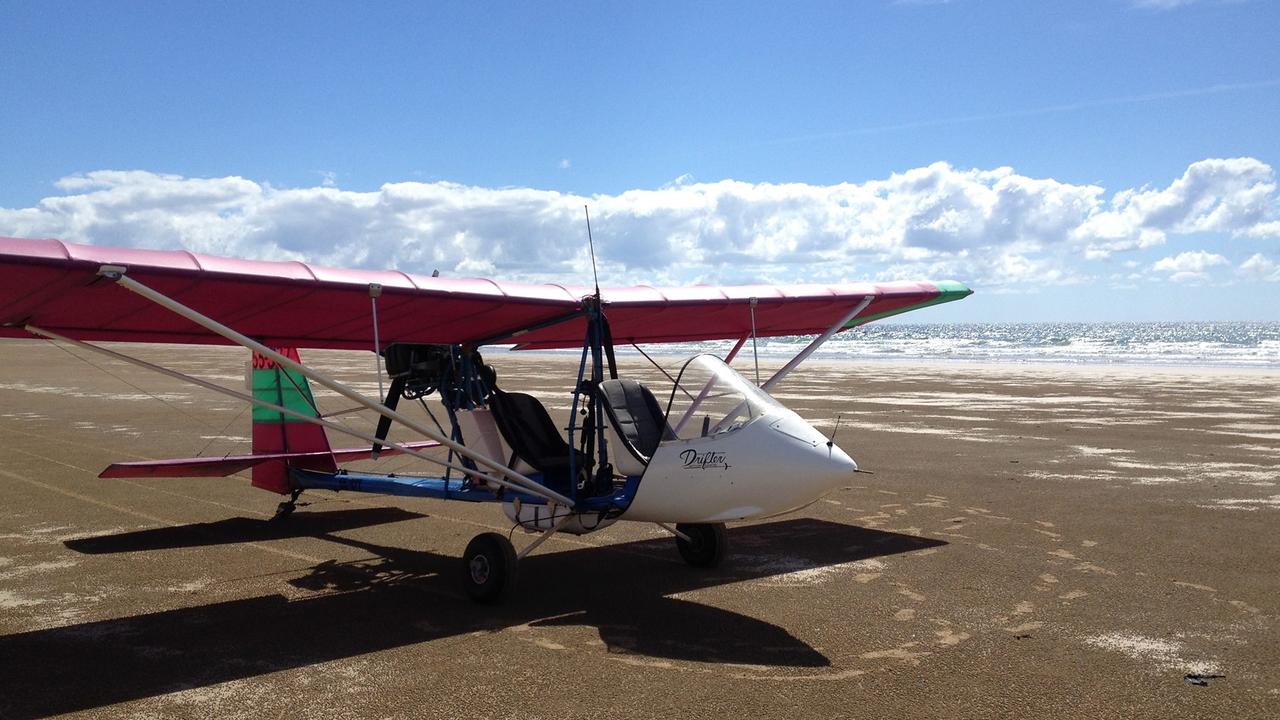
[0,341,1277,719]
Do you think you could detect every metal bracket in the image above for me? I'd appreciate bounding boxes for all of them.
[656,522,692,542]
[517,508,575,560]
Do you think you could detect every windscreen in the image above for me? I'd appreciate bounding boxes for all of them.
[663,354,783,441]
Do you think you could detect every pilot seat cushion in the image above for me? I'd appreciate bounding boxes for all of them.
[488,388,586,492]
[598,379,672,461]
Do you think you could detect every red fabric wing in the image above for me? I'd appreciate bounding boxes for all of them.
[0,237,958,349]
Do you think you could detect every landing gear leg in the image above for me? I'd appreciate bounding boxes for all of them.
[461,532,518,602]
[674,522,727,568]
[272,489,303,522]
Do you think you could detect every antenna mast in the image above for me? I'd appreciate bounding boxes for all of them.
[584,205,600,296]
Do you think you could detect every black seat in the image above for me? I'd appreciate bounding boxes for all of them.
[598,379,673,465]
[487,388,586,491]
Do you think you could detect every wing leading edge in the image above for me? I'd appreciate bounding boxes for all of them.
[0,237,971,349]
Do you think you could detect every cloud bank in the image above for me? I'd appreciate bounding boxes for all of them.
[2,158,1277,288]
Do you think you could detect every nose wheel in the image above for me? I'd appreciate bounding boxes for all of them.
[461,532,518,602]
[674,522,727,568]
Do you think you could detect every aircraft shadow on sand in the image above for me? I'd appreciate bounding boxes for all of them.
[0,510,945,718]
[62,506,428,553]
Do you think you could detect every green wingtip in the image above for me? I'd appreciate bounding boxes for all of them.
[931,279,974,298]
[847,280,974,327]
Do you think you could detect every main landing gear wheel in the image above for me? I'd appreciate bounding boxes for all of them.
[462,532,518,602]
[675,522,727,568]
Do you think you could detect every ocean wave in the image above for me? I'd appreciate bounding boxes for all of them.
[593,322,1280,369]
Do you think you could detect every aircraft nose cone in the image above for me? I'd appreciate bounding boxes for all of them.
[826,441,858,475]
[820,442,858,489]
[766,411,860,505]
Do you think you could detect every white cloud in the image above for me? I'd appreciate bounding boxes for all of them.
[1075,158,1280,258]
[2,158,1278,288]
[1237,253,1280,282]
[1152,250,1228,283]
[558,158,571,170]
[1153,250,1229,272]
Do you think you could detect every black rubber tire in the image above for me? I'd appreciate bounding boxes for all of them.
[270,501,295,522]
[461,532,518,602]
[675,522,727,568]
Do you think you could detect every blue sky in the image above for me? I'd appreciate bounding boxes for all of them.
[2,0,1279,322]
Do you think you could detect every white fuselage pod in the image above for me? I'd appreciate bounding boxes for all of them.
[623,406,857,524]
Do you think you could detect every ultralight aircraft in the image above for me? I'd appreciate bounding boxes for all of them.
[0,236,971,601]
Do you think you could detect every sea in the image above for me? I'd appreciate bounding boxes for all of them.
[605,322,1280,369]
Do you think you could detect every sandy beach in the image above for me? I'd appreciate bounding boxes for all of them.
[0,341,1277,719]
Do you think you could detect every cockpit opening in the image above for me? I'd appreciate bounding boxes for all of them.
[662,354,783,442]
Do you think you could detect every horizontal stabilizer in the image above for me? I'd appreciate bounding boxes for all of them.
[98,441,440,479]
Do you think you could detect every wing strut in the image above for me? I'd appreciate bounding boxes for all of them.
[369,283,385,400]
[724,335,749,364]
[761,295,874,391]
[707,296,875,435]
[92,266,575,507]
[749,297,761,386]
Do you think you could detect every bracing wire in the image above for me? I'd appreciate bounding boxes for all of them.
[274,354,377,440]
[630,343,696,401]
[48,339,225,434]
[194,402,250,458]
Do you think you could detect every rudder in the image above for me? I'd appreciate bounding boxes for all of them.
[249,348,336,494]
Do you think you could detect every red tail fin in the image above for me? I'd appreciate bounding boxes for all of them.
[249,348,336,494]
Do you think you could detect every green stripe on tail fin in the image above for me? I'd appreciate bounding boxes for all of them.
[249,348,335,493]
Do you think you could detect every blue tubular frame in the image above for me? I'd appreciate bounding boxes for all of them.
[589,302,610,483]
[565,297,615,504]
[291,468,488,501]
[434,345,501,498]
[566,327,590,505]
[290,468,643,513]
[319,296,631,515]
